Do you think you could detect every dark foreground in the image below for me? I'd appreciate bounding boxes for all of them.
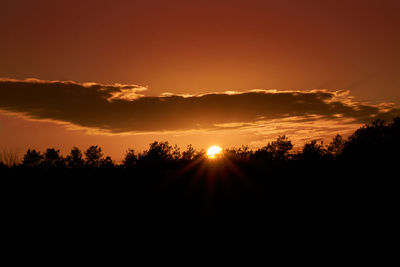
[1,118,400,258]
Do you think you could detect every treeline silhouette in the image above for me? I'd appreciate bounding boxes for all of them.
[1,118,400,258]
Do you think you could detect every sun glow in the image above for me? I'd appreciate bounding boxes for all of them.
[207,145,223,159]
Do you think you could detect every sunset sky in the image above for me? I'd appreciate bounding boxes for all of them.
[1,0,400,160]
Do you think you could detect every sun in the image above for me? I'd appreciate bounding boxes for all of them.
[207,145,223,159]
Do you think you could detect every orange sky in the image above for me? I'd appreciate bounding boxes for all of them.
[1,0,400,160]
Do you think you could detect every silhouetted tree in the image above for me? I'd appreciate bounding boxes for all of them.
[99,156,114,168]
[388,117,400,151]
[85,145,104,167]
[348,119,387,148]
[341,118,400,164]
[137,141,182,174]
[254,135,293,161]
[22,149,43,167]
[140,141,174,162]
[43,148,64,168]
[302,140,326,160]
[172,144,181,161]
[123,148,137,167]
[272,135,293,160]
[181,144,197,161]
[327,134,344,156]
[225,145,252,161]
[390,117,400,129]
[66,147,84,168]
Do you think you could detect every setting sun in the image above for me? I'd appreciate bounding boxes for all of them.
[207,145,223,159]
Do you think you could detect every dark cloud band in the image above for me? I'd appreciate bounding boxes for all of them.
[0,78,398,133]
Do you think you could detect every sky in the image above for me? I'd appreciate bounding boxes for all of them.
[1,0,400,160]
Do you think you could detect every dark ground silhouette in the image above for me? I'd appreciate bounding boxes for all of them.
[1,118,400,258]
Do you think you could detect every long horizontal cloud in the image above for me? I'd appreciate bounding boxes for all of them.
[0,78,399,133]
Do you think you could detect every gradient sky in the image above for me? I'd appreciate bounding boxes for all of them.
[1,0,400,160]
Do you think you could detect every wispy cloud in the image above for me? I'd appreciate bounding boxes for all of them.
[0,78,399,135]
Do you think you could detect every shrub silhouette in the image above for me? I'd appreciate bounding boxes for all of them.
[0,148,20,167]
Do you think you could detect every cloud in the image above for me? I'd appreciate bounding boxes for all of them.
[0,78,399,134]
